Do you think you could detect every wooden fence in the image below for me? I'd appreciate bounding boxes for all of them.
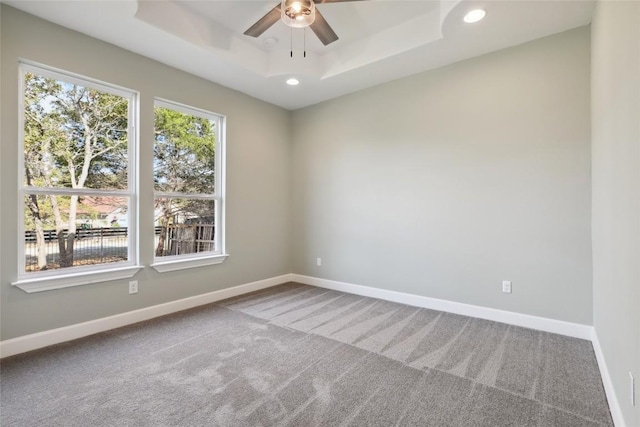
[158,224,215,256]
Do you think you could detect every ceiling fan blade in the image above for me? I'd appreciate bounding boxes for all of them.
[244,4,282,38]
[310,9,339,45]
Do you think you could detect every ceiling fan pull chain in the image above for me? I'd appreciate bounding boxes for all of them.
[304,28,307,58]
[290,26,293,58]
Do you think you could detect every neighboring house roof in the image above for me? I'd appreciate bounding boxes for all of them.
[76,196,126,217]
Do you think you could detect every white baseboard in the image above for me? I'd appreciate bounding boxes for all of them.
[2,272,621,424]
[1,272,592,352]
[0,273,293,359]
[291,274,593,340]
[591,329,626,427]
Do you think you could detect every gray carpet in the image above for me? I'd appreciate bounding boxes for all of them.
[0,282,612,426]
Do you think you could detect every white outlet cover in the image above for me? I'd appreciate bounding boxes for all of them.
[129,280,138,294]
[502,280,512,293]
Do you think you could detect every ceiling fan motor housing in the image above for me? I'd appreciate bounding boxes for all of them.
[281,0,316,28]
[244,0,344,46]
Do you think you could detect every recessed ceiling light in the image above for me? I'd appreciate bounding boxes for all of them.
[464,9,486,24]
[286,78,300,86]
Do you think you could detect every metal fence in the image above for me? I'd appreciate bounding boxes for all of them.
[25,227,128,243]
[24,227,129,271]
[25,225,215,271]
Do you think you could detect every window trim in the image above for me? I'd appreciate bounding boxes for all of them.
[151,98,227,271]
[151,254,228,273]
[12,266,144,293]
[14,61,141,292]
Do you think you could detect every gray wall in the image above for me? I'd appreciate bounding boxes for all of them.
[292,27,593,324]
[3,8,636,422]
[0,6,292,340]
[591,1,640,425]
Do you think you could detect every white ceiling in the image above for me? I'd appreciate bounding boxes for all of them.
[5,0,594,110]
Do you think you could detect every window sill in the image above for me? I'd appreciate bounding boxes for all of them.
[12,265,144,293]
[151,253,229,273]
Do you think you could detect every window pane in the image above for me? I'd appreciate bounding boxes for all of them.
[23,72,129,190]
[153,106,216,194]
[154,198,216,257]
[24,195,129,272]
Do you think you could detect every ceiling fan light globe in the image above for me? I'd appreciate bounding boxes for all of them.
[281,0,316,28]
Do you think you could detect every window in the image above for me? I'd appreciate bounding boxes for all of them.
[15,63,141,292]
[151,99,226,272]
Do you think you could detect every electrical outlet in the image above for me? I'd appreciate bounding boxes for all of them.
[316,257,322,267]
[631,372,635,406]
[129,280,138,294]
[502,280,512,293]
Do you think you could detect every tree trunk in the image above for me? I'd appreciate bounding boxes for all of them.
[24,168,48,270]
[155,202,174,257]
[155,217,168,257]
[58,232,75,268]
[68,195,78,235]
[35,222,47,270]
[50,194,76,268]
[25,194,48,270]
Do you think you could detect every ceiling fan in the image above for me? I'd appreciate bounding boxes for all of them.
[244,0,365,46]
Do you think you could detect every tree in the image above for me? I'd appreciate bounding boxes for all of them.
[153,106,216,256]
[23,72,129,269]
[24,74,65,269]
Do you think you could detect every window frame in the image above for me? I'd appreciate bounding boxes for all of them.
[12,61,142,293]
[150,98,227,273]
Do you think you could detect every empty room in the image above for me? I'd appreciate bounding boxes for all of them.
[0,0,638,426]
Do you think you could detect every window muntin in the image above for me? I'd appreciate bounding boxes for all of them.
[153,100,223,261]
[19,63,138,278]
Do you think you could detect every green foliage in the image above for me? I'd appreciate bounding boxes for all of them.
[153,106,216,237]
[23,72,129,236]
[23,195,68,230]
[23,73,129,192]
[154,106,216,195]
[22,71,219,261]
